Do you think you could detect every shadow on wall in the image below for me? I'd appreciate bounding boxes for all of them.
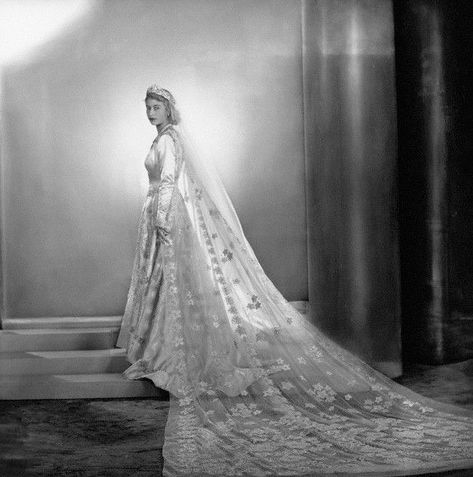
[0,0,307,318]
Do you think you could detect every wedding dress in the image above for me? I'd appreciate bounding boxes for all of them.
[117,123,473,476]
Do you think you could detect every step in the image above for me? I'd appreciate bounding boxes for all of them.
[1,304,307,330]
[0,373,166,400]
[0,328,119,352]
[2,316,122,330]
[0,349,129,376]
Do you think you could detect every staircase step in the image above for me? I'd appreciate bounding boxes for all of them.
[0,349,129,376]
[0,304,308,400]
[0,328,119,352]
[2,316,122,330]
[2,305,306,330]
[0,373,165,400]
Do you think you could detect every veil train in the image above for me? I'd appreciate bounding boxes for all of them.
[119,124,473,477]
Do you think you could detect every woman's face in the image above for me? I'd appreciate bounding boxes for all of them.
[145,97,168,128]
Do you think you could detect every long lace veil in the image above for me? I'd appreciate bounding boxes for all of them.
[176,126,247,244]
[151,124,473,476]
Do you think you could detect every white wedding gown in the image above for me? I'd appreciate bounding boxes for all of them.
[117,124,473,476]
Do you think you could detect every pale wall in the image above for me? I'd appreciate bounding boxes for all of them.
[1,0,307,317]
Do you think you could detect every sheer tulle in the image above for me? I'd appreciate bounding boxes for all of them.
[118,126,473,476]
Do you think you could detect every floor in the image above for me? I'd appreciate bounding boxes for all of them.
[1,360,472,477]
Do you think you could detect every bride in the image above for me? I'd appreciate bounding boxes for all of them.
[117,85,473,477]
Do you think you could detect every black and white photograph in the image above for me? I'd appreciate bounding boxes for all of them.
[0,0,473,476]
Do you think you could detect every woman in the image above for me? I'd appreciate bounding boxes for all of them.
[117,85,473,477]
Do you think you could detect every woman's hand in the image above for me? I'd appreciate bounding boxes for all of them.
[157,225,171,245]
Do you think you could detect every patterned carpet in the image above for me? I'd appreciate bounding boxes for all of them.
[1,360,472,477]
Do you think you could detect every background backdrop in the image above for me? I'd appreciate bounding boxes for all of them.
[0,0,307,318]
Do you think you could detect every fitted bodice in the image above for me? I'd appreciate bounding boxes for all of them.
[144,138,164,185]
[142,125,184,229]
[144,125,182,188]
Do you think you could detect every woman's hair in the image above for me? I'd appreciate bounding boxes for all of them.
[145,91,181,125]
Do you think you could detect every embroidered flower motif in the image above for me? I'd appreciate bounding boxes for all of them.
[195,188,203,200]
[263,387,280,397]
[179,395,193,407]
[232,278,240,284]
[281,381,296,391]
[231,315,241,325]
[153,370,169,384]
[174,336,184,347]
[185,290,195,305]
[211,314,221,328]
[277,363,291,371]
[196,381,210,392]
[308,383,336,402]
[306,345,324,361]
[209,208,221,218]
[247,295,261,310]
[363,396,393,413]
[228,306,238,315]
[370,383,387,392]
[297,357,307,365]
[130,331,146,345]
[230,403,262,417]
[211,233,218,239]
[255,331,266,342]
[222,249,233,262]
[344,394,352,401]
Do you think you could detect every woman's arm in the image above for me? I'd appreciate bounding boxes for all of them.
[156,134,177,243]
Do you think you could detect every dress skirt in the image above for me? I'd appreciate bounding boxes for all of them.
[116,183,179,390]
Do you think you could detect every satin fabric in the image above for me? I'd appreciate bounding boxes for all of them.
[117,125,473,476]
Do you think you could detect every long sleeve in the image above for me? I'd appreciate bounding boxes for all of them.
[156,134,177,230]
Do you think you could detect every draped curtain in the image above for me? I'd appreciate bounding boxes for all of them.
[302,0,401,377]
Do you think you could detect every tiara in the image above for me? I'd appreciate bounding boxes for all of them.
[146,84,176,105]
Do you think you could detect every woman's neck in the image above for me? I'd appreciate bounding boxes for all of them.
[156,122,170,134]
